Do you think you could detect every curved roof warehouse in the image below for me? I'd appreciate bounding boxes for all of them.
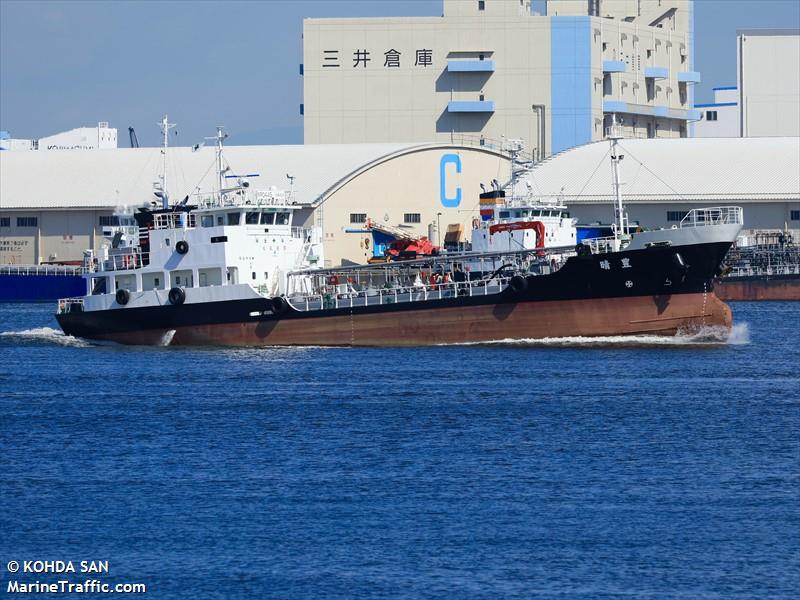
[0,137,798,266]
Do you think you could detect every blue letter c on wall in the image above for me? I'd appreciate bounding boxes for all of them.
[440,154,462,208]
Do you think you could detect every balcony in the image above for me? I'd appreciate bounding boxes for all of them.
[447,59,495,72]
[677,71,701,84]
[602,60,626,73]
[447,100,495,113]
[644,66,669,79]
[602,100,628,113]
[602,101,703,121]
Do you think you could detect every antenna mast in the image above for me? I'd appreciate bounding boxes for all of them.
[215,126,227,194]
[158,115,175,209]
[608,114,627,244]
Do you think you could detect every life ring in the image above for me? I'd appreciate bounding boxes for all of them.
[328,275,340,286]
[115,288,130,305]
[168,287,185,306]
[176,240,189,255]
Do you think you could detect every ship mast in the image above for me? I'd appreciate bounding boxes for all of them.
[158,115,175,209]
[215,126,227,195]
[608,114,628,244]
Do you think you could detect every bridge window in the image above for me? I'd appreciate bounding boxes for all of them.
[404,213,421,224]
[227,212,241,226]
[200,215,214,227]
[275,212,290,225]
[261,212,275,225]
[246,212,260,225]
[791,210,800,221]
[0,217,9,227]
[499,211,510,219]
[350,213,367,224]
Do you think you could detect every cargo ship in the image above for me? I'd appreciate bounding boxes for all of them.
[715,242,800,301]
[0,264,85,302]
[55,126,743,346]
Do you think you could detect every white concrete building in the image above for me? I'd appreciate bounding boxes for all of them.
[738,29,800,137]
[302,0,700,157]
[3,137,798,267]
[0,122,118,151]
[695,29,799,138]
[693,87,738,137]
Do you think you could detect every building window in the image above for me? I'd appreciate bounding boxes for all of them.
[17,217,38,227]
[667,211,688,222]
[99,215,120,226]
[0,217,9,227]
[478,0,485,10]
[403,213,421,224]
[350,213,367,224]
[791,210,800,221]
[706,110,718,121]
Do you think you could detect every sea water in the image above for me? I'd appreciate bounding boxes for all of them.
[0,302,797,598]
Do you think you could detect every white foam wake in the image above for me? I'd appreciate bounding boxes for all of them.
[0,326,92,347]
[444,323,751,348]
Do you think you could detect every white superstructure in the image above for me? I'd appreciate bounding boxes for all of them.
[74,122,323,314]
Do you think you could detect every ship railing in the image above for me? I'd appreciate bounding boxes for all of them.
[0,264,85,277]
[502,198,568,211]
[286,276,514,312]
[727,264,800,278]
[99,249,148,272]
[56,297,84,315]
[581,236,618,254]
[194,189,296,209]
[680,206,744,228]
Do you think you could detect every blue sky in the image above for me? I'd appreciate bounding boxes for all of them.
[1,0,798,147]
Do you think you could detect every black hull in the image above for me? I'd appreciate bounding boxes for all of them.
[57,241,733,344]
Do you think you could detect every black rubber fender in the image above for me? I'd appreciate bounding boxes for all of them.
[272,296,288,315]
[176,240,189,255]
[115,288,130,305]
[508,275,528,294]
[168,287,186,306]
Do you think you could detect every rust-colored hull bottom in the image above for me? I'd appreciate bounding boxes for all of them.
[95,292,733,347]
[715,278,800,301]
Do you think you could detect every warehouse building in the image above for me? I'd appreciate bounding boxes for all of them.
[0,141,511,267]
[302,0,700,156]
[2,136,798,267]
